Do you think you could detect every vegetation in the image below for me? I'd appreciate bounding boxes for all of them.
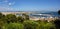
[53,10,60,29]
[58,10,60,15]
[0,12,59,29]
[4,23,24,29]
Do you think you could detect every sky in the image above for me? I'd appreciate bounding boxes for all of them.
[0,0,60,11]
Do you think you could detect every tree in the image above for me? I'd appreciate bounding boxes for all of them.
[17,16,24,23]
[53,10,60,29]
[58,10,60,15]
[5,14,17,23]
[22,13,29,20]
[0,13,5,29]
[0,13,5,19]
[0,13,3,19]
[54,20,60,29]
[57,10,60,18]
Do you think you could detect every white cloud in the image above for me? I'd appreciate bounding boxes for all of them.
[8,3,12,6]
[0,6,14,11]
[0,0,15,6]
[0,0,16,11]
[0,6,20,11]
[8,2,15,6]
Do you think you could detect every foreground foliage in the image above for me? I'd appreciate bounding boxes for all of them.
[4,23,24,29]
[0,13,57,29]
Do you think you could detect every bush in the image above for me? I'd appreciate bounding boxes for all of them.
[0,13,56,29]
[39,21,55,29]
[17,16,24,23]
[23,20,39,29]
[5,14,17,23]
[4,23,24,29]
[0,21,4,29]
[54,19,60,29]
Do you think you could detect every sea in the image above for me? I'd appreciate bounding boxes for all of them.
[29,11,59,18]
[0,11,59,18]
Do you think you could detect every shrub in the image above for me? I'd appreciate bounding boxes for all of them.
[5,14,17,23]
[4,23,24,29]
[23,20,39,29]
[39,21,56,29]
[17,16,24,23]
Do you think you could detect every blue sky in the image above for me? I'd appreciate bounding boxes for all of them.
[0,0,60,11]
